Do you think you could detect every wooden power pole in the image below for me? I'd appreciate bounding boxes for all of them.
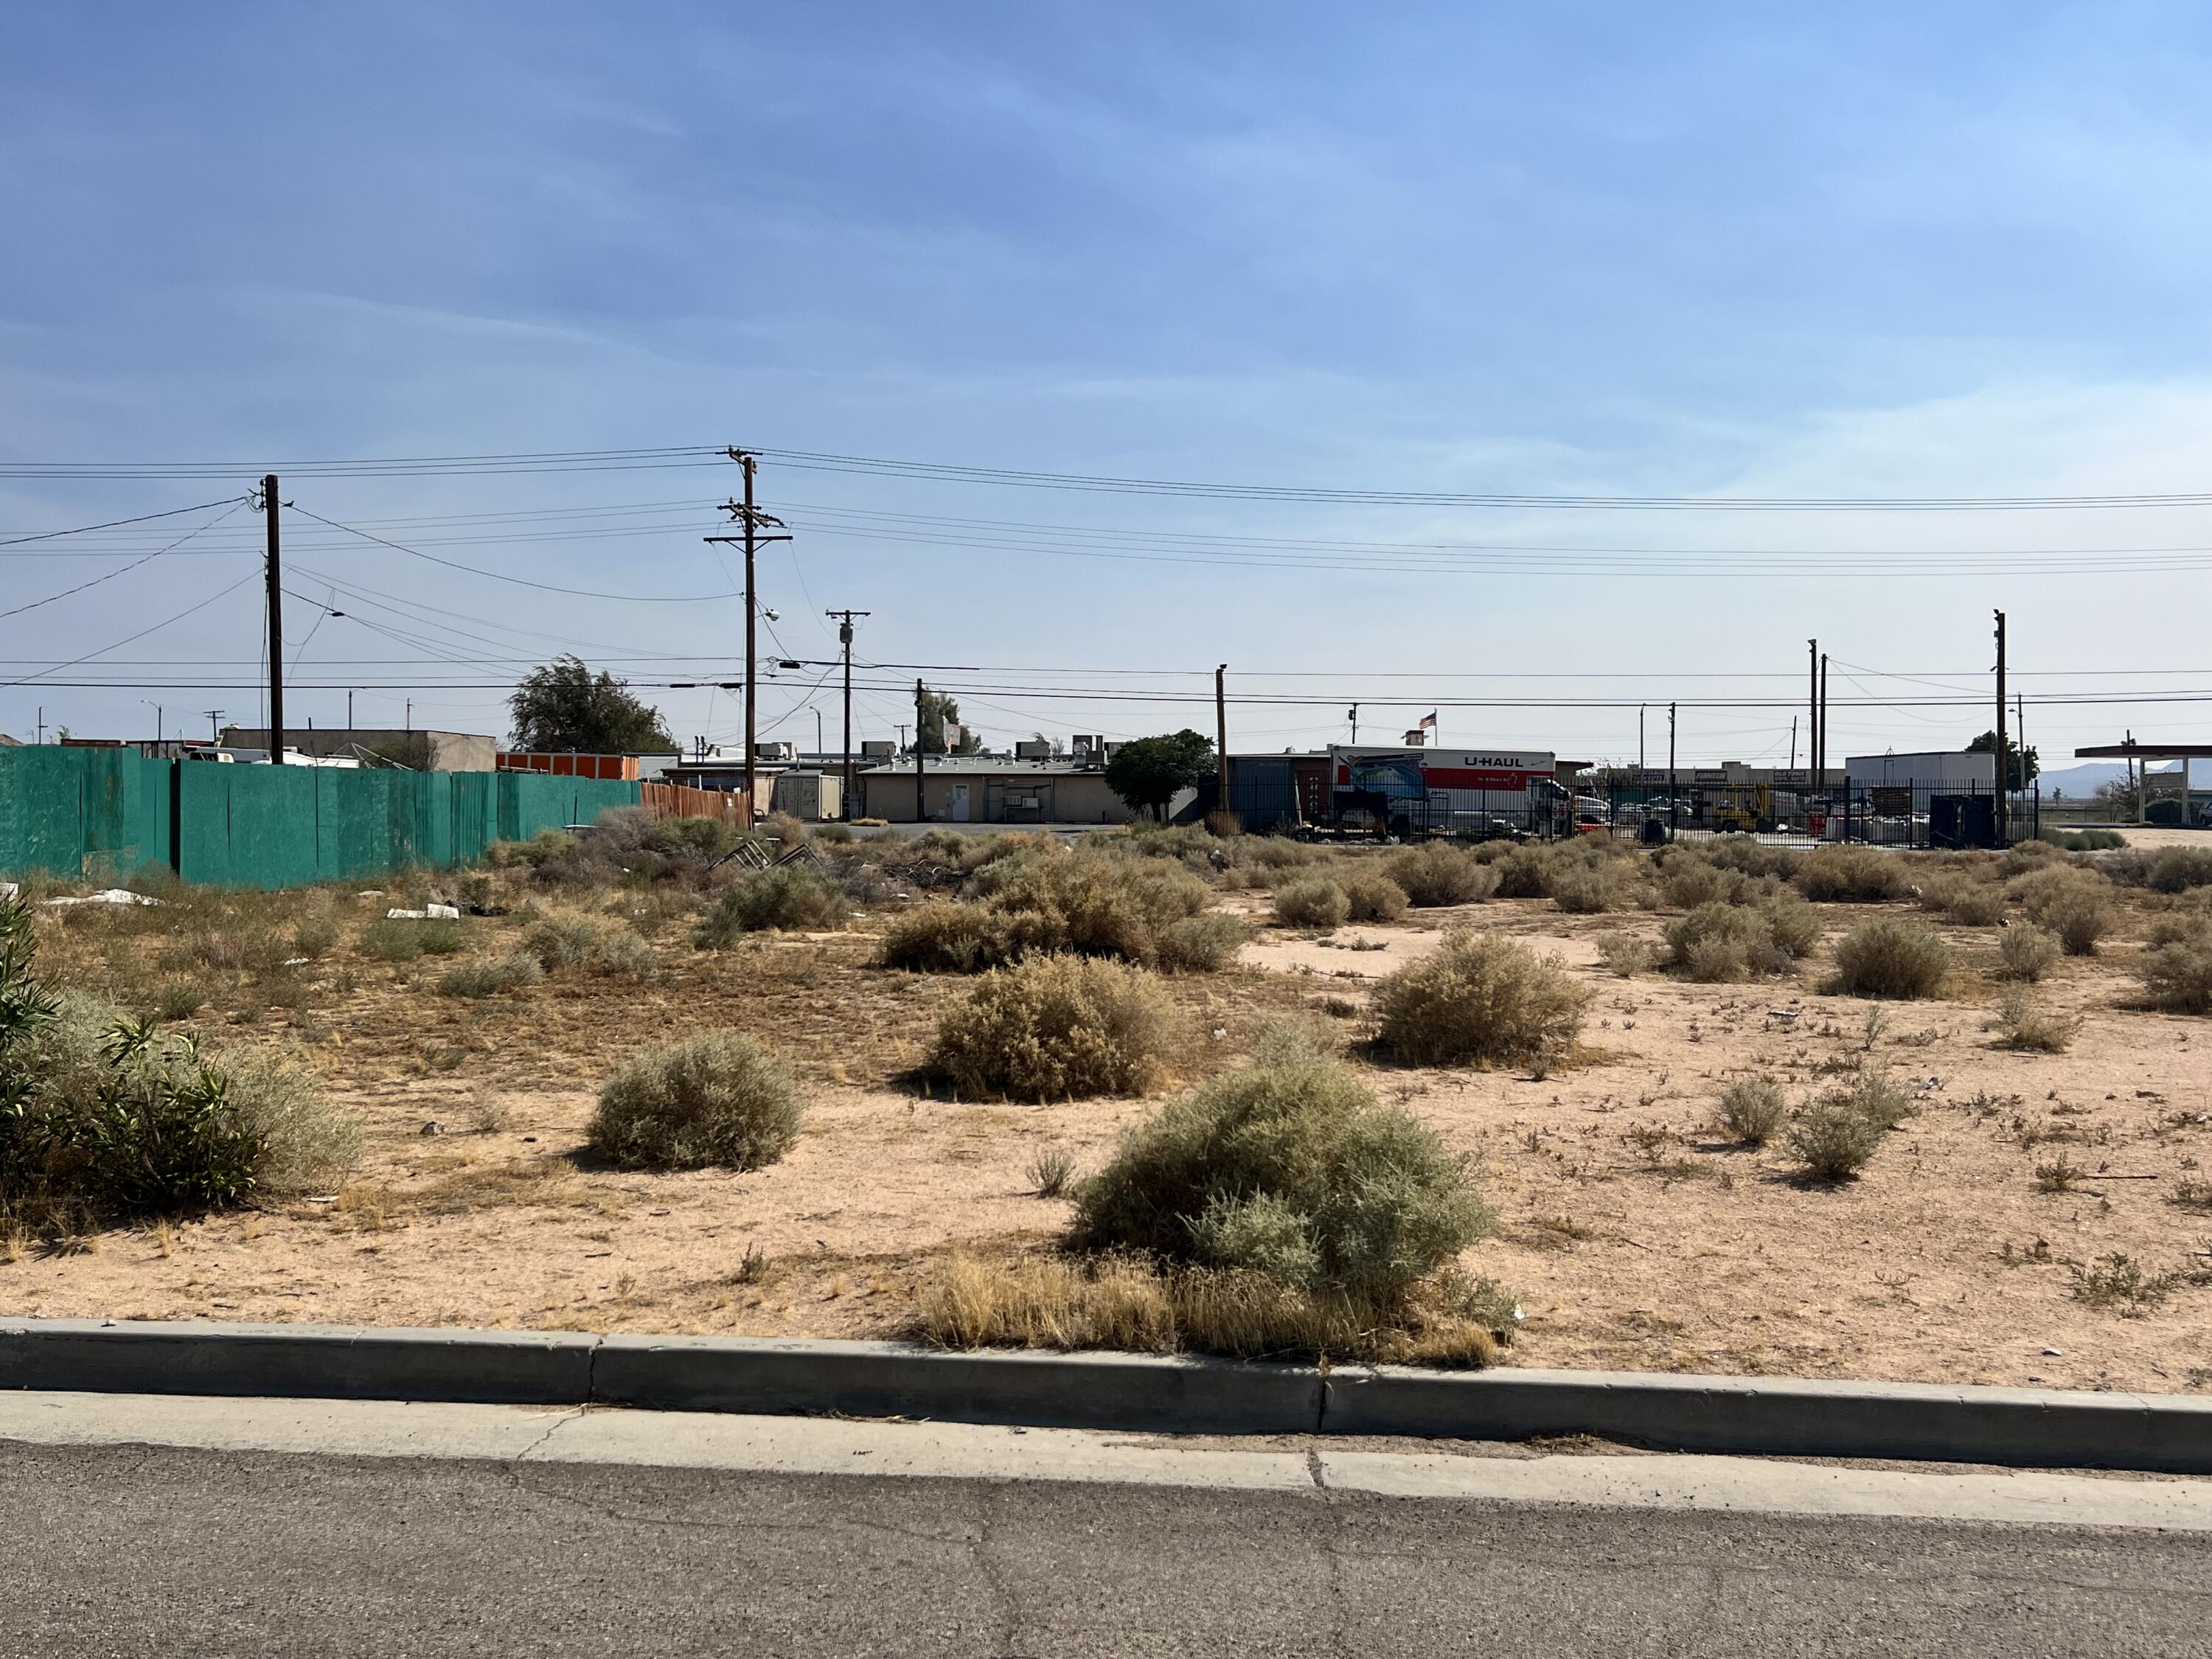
[264,474,284,765]
[914,678,928,822]
[1994,609,2008,846]
[1214,664,1230,826]
[827,608,869,821]
[709,450,790,826]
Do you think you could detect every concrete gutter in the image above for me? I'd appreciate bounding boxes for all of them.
[4,1317,2210,1472]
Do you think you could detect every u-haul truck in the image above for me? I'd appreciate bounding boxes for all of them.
[1328,746,1567,839]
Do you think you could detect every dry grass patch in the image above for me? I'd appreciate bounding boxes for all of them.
[1374,931,1588,1068]
[926,956,1177,1102]
[1663,899,1820,982]
[2009,866,2114,956]
[1153,911,1250,973]
[918,1253,1508,1365]
[524,914,657,977]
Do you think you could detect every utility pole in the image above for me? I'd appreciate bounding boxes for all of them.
[262,475,285,765]
[204,709,223,742]
[1819,653,1830,782]
[1993,609,2008,846]
[827,609,869,821]
[1789,715,1798,771]
[1638,703,1646,772]
[712,449,791,827]
[347,688,355,728]
[1668,702,1678,841]
[1807,639,1818,784]
[914,678,928,823]
[1215,664,1230,825]
[1348,703,1359,745]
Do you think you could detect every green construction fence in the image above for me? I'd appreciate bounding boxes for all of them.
[0,747,641,888]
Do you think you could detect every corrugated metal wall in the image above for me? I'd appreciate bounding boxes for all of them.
[0,748,639,888]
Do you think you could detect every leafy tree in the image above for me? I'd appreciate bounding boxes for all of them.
[1105,729,1215,819]
[1966,731,2039,791]
[509,656,675,754]
[917,691,983,756]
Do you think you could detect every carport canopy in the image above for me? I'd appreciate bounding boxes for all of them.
[2074,741,2212,826]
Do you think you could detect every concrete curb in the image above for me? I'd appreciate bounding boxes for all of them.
[5,1318,2211,1472]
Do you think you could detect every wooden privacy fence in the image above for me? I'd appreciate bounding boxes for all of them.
[640,779,751,829]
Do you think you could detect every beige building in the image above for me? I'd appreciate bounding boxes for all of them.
[221,726,498,773]
[858,757,1129,824]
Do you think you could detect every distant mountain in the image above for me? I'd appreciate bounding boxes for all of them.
[2037,759,2183,800]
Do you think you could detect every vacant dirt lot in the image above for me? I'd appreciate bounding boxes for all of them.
[7,827,2212,1395]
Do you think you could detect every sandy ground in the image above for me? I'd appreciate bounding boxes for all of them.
[7,864,2212,1394]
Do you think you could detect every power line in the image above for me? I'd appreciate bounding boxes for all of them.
[0,496,251,547]
[288,503,742,601]
[0,497,248,624]
[0,446,727,481]
[743,445,2212,512]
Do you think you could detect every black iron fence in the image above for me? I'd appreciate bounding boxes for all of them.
[1602,782,2039,851]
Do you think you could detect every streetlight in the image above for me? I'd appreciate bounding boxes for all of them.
[140,700,163,745]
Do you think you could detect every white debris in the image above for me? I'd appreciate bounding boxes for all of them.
[43,888,161,908]
[426,902,460,919]
[0,881,17,903]
[385,905,461,921]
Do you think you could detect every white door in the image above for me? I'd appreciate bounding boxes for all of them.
[950,782,971,822]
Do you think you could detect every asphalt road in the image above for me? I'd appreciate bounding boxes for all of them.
[5,1435,2208,1658]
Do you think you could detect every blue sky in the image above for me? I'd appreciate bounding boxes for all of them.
[4,2,2212,765]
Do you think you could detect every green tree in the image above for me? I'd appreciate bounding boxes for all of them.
[1105,729,1215,819]
[1966,730,2039,792]
[917,691,982,755]
[508,657,675,754]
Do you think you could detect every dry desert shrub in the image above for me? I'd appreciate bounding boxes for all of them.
[927,956,1176,1102]
[1921,874,2007,927]
[1717,1074,1787,1145]
[588,1030,803,1172]
[1594,931,1660,977]
[1152,911,1249,973]
[1374,931,1588,1067]
[1787,1100,1885,1182]
[524,913,658,975]
[1383,844,1499,907]
[1994,986,2080,1053]
[435,952,546,999]
[1793,846,1913,903]
[692,867,851,945]
[1997,924,2062,982]
[2135,919,2212,1014]
[1832,917,1951,999]
[216,1046,364,1196]
[880,900,1018,973]
[2148,846,2212,894]
[1026,1144,1076,1197]
[2009,866,2114,956]
[1338,870,1411,923]
[1551,861,1633,914]
[880,848,1225,973]
[1273,877,1351,929]
[1663,898,1820,982]
[1070,1048,1490,1298]
[1489,844,1561,900]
